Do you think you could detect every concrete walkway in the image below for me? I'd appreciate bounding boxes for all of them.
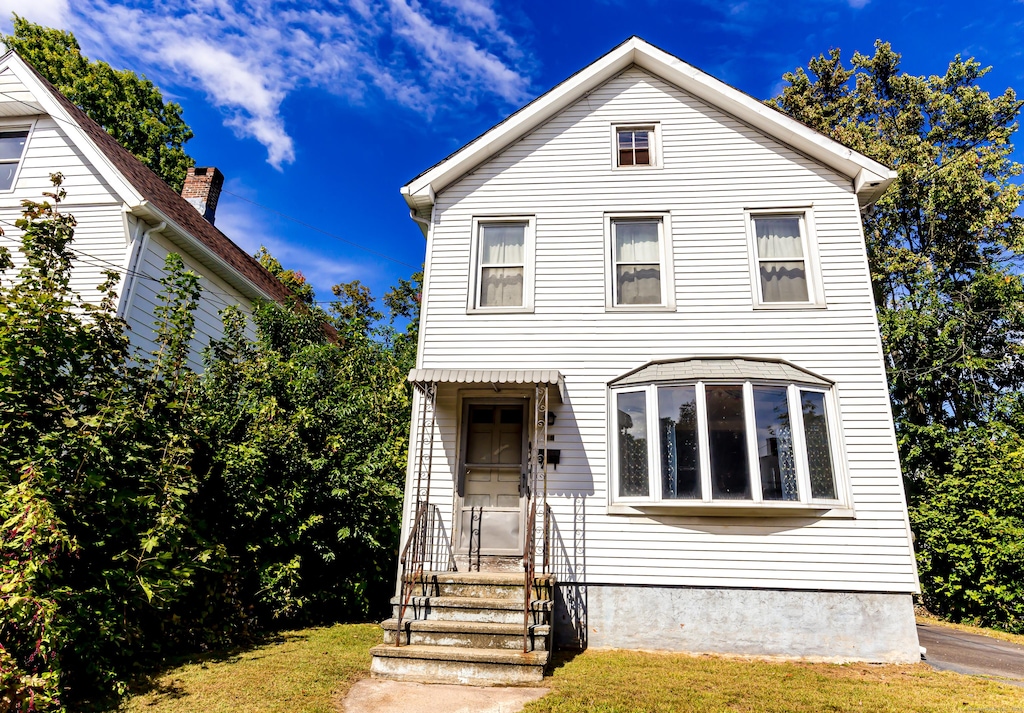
[918,622,1024,686]
[341,679,549,713]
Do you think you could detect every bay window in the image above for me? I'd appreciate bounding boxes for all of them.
[611,375,844,509]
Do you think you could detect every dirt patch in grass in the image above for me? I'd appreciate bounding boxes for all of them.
[523,649,1024,713]
[117,623,378,713]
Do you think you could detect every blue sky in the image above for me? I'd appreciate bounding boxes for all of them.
[2,0,1023,305]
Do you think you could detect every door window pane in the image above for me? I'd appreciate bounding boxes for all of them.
[753,386,798,501]
[801,391,837,499]
[658,385,700,499]
[706,386,751,499]
[617,391,649,497]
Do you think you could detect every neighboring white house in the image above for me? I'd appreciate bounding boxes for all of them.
[0,50,294,368]
[373,37,920,683]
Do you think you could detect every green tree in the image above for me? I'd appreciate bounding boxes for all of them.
[3,16,195,191]
[772,43,1024,632]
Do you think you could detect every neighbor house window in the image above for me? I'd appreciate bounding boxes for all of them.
[471,218,534,311]
[750,213,819,305]
[0,129,29,191]
[610,218,668,307]
[612,380,842,507]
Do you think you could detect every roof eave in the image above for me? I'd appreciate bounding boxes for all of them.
[402,37,897,213]
[131,201,281,303]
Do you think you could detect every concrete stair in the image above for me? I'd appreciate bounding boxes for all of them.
[370,572,554,686]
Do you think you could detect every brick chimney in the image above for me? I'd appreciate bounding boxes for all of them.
[181,166,224,225]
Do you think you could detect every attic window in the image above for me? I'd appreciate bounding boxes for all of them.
[617,127,652,167]
[0,129,29,191]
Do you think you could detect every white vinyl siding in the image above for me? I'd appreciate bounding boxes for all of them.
[407,67,917,593]
[124,231,257,373]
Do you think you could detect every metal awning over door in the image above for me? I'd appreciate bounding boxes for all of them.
[407,368,565,402]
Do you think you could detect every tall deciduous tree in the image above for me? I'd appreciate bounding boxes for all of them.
[772,43,1024,434]
[3,16,195,191]
[772,43,1024,632]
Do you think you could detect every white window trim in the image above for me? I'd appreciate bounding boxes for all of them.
[610,122,662,170]
[604,211,676,312]
[0,119,36,195]
[744,207,827,309]
[467,215,535,314]
[607,378,852,516]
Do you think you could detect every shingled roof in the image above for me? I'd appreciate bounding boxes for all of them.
[20,59,295,304]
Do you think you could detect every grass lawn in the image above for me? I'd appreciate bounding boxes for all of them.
[117,623,1024,713]
[117,624,378,713]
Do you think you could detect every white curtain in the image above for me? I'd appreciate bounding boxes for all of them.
[615,221,661,304]
[479,224,525,307]
[755,217,808,302]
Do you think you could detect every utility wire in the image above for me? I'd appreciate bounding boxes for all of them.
[0,88,419,270]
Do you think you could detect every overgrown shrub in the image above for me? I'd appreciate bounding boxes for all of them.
[910,417,1024,633]
[0,177,413,710]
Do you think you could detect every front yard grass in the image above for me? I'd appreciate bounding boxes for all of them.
[116,623,1024,713]
[526,649,1024,713]
[117,623,378,713]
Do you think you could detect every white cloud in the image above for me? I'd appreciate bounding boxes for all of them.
[37,0,533,168]
[0,0,69,30]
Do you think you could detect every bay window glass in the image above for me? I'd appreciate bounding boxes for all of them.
[613,219,662,305]
[658,386,700,499]
[616,391,649,497]
[753,215,809,303]
[801,390,837,500]
[753,386,798,501]
[477,223,525,307]
[706,386,750,500]
[612,380,843,507]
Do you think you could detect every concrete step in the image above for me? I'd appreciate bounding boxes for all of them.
[369,644,549,686]
[402,572,554,601]
[381,618,552,650]
[391,595,553,625]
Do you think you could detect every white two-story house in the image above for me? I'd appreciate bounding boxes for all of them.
[0,50,294,369]
[372,37,919,685]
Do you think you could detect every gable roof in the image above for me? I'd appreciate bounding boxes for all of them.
[0,50,293,304]
[402,37,896,224]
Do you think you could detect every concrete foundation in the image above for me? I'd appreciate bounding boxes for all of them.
[558,585,919,663]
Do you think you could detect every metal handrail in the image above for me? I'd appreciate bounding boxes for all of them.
[395,501,455,646]
[522,383,550,653]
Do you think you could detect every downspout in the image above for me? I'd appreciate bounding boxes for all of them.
[409,208,430,233]
[119,220,165,319]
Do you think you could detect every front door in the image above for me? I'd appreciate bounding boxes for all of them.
[457,401,527,556]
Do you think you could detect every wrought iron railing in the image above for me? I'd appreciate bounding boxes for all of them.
[394,502,455,646]
[522,383,551,652]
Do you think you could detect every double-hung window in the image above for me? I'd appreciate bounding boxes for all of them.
[610,360,846,511]
[613,124,659,169]
[608,215,672,309]
[748,211,823,306]
[470,217,534,311]
[0,128,30,191]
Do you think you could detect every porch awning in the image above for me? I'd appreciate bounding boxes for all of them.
[408,368,566,402]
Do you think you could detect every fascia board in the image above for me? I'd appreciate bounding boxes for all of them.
[403,37,896,210]
[2,53,143,205]
[631,43,895,194]
[131,201,277,303]
[402,40,639,206]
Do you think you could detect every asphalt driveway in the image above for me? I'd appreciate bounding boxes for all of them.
[918,622,1024,686]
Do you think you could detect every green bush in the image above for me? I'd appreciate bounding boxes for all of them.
[0,176,413,710]
[910,419,1024,633]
